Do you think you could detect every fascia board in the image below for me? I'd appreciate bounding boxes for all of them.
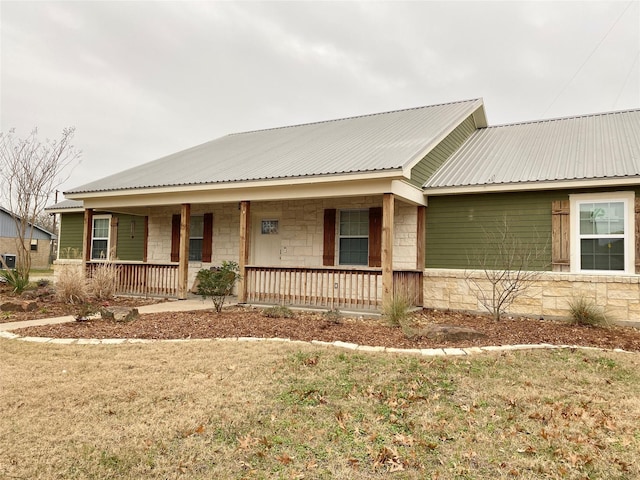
[66,170,401,200]
[78,176,425,210]
[424,177,640,196]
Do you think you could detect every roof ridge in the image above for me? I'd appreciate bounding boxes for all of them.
[228,98,483,136]
[487,106,640,129]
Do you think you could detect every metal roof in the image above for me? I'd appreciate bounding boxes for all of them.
[66,99,484,195]
[0,207,55,239]
[45,199,84,212]
[424,108,640,191]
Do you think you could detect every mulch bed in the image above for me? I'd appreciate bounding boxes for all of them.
[12,306,640,352]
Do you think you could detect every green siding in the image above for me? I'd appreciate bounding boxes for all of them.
[116,215,145,261]
[410,115,476,187]
[59,213,84,259]
[426,192,567,270]
[426,187,640,271]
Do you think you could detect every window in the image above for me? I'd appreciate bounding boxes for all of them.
[571,193,634,273]
[339,210,369,265]
[30,239,38,252]
[91,216,110,260]
[261,219,279,235]
[189,216,203,261]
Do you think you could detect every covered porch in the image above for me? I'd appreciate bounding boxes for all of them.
[72,186,426,311]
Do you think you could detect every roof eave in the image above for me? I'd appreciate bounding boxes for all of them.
[65,169,406,200]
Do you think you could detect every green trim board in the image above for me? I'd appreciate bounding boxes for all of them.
[410,115,476,187]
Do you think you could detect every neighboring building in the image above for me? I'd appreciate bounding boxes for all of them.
[47,98,640,323]
[0,206,56,269]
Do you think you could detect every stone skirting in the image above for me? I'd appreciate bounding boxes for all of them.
[423,269,640,325]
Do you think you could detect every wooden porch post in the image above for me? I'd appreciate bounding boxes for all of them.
[416,205,426,306]
[82,208,94,262]
[381,193,394,307]
[238,201,250,303]
[177,203,191,299]
[416,206,425,270]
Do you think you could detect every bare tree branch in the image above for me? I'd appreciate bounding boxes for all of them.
[0,127,81,286]
[465,215,550,321]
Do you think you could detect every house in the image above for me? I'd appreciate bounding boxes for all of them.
[0,206,56,269]
[47,98,640,323]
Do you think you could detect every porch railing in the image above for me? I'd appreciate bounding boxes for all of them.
[86,262,179,297]
[245,266,423,310]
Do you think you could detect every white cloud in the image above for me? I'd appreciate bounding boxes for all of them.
[1,0,638,192]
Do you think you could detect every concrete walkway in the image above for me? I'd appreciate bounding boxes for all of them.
[0,297,214,332]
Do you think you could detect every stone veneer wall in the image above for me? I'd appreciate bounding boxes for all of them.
[424,269,640,324]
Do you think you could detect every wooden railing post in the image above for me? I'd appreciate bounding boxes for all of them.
[177,203,190,299]
[238,201,250,302]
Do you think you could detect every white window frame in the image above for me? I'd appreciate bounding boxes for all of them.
[91,214,111,261]
[570,192,634,274]
[338,209,369,266]
[189,215,204,262]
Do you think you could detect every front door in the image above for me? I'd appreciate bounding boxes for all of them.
[251,216,281,265]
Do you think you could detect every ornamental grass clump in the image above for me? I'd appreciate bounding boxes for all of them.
[568,296,608,326]
[54,266,87,305]
[382,294,410,327]
[262,305,295,318]
[87,262,120,300]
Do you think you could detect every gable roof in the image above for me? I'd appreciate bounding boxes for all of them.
[424,108,640,194]
[0,206,55,240]
[66,99,486,195]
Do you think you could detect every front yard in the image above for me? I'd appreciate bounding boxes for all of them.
[1,340,639,479]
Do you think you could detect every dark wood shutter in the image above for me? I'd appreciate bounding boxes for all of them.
[170,214,180,262]
[323,209,336,266]
[109,216,119,260]
[368,207,382,267]
[551,200,570,272]
[202,213,213,263]
[143,216,149,262]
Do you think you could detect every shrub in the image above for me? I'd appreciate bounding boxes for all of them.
[197,261,241,313]
[88,262,120,300]
[263,305,295,318]
[55,266,88,305]
[323,309,342,324]
[568,296,608,326]
[0,269,30,294]
[383,294,410,327]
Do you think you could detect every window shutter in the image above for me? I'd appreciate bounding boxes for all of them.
[143,216,149,262]
[109,216,119,260]
[202,213,213,263]
[368,207,382,267]
[635,198,640,274]
[323,209,336,266]
[551,200,570,272]
[170,214,180,262]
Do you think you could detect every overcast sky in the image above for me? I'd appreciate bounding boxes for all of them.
[1,0,639,197]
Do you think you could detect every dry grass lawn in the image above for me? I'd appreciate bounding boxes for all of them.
[1,339,639,479]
